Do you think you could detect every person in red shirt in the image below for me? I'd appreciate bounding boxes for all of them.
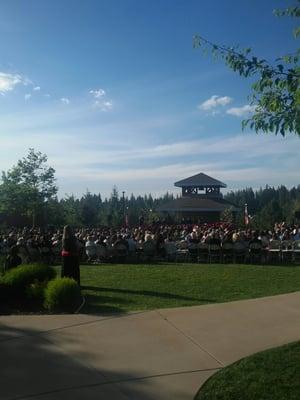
[61,225,80,285]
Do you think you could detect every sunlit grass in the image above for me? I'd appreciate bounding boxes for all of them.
[195,341,300,400]
[64,263,300,313]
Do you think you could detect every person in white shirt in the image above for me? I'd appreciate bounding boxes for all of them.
[85,236,97,262]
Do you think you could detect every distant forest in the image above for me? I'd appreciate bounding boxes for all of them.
[1,185,299,229]
[225,185,300,228]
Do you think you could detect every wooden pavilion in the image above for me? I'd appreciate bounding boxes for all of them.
[157,172,239,223]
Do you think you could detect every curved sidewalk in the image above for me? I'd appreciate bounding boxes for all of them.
[1,291,299,400]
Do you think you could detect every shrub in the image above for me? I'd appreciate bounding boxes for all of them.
[26,280,48,301]
[0,264,56,298]
[0,281,10,302]
[44,278,81,312]
[0,254,6,274]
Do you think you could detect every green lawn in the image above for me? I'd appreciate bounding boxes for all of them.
[70,263,300,313]
[194,341,300,400]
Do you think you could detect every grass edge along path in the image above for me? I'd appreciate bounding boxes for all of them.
[76,263,300,314]
[194,341,300,400]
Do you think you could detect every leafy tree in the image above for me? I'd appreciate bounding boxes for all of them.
[194,1,300,136]
[220,207,235,224]
[46,197,65,226]
[0,179,32,217]
[60,195,82,226]
[0,148,57,226]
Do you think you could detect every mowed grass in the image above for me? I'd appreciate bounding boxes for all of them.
[69,263,300,314]
[195,341,300,400]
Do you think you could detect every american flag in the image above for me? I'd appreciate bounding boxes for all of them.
[244,203,250,226]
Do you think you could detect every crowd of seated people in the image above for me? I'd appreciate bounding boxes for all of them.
[1,222,300,269]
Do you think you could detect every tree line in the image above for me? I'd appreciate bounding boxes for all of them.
[0,149,299,228]
[0,149,176,227]
[225,186,300,228]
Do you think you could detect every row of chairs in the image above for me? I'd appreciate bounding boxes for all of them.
[174,240,300,264]
[71,240,300,265]
[267,240,300,263]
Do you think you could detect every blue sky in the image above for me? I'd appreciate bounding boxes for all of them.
[0,0,299,198]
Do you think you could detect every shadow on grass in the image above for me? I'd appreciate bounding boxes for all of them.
[82,293,132,314]
[82,285,216,304]
[82,303,127,314]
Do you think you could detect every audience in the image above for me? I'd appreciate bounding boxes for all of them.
[0,221,299,266]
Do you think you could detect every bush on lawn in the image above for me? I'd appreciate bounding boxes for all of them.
[0,264,56,299]
[0,254,6,273]
[26,280,48,301]
[44,278,81,312]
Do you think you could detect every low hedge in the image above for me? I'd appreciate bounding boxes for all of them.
[0,264,56,299]
[26,280,48,301]
[44,277,82,312]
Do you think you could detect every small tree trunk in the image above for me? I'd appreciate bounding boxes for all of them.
[32,210,36,228]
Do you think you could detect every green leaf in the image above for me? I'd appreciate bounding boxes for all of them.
[294,26,300,38]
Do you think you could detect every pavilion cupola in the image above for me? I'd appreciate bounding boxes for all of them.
[174,172,226,198]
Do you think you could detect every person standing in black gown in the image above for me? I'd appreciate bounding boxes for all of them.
[61,225,80,285]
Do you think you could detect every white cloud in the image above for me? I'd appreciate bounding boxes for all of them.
[44,94,51,98]
[226,104,256,117]
[33,86,41,91]
[0,97,298,198]
[89,88,106,98]
[24,93,32,101]
[55,161,224,183]
[60,97,70,105]
[0,127,298,198]
[89,88,113,111]
[198,95,233,111]
[94,100,113,111]
[0,72,24,94]
[33,132,297,183]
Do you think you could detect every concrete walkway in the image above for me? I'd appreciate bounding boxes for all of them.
[1,292,299,400]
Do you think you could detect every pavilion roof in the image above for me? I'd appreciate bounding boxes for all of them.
[157,197,239,213]
[174,173,226,188]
